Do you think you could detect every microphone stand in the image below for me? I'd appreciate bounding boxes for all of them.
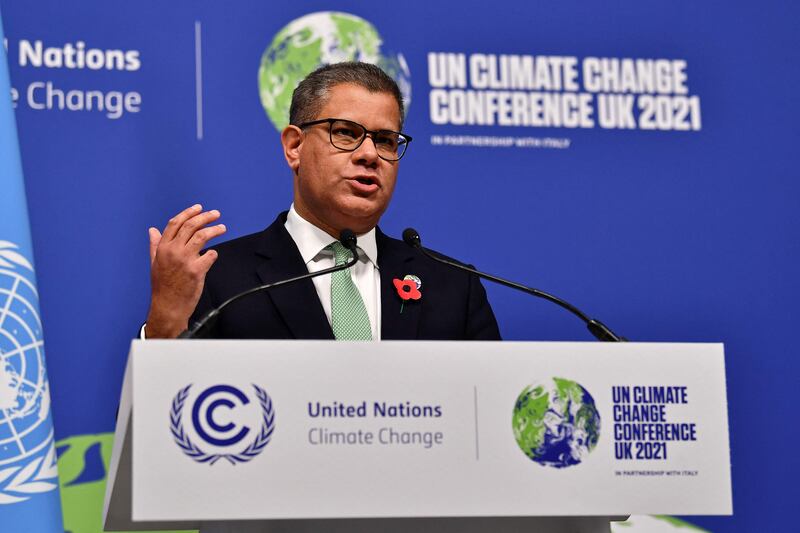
[403,228,626,342]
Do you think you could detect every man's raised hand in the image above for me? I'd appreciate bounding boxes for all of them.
[145,204,227,338]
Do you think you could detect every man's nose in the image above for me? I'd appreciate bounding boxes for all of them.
[351,135,380,166]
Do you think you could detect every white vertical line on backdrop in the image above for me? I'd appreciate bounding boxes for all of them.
[195,20,204,140]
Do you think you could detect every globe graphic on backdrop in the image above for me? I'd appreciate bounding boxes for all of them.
[512,377,600,468]
[0,242,53,469]
[258,11,411,131]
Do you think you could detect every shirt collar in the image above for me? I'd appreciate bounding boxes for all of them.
[284,204,378,268]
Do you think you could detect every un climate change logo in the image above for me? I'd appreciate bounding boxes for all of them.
[0,242,58,503]
[170,384,275,465]
[513,377,600,469]
[258,11,411,131]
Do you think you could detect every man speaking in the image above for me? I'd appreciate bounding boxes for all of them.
[143,62,500,341]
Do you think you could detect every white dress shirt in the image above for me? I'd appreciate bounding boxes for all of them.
[284,204,381,340]
[141,205,381,339]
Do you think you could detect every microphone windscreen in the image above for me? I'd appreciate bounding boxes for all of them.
[402,228,421,247]
[339,228,357,250]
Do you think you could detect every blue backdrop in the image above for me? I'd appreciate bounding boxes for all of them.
[1,1,797,531]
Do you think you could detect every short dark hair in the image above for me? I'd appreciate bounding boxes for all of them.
[289,62,405,128]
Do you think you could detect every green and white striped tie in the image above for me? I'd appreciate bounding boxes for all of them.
[328,242,372,340]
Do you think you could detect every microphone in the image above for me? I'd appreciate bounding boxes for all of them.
[180,229,359,339]
[402,228,625,342]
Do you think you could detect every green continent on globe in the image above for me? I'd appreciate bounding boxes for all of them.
[610,515,710,531]
[512,384,549,459]
[57,433,195,533]
[512,377,601,468]
[257,11,411,131]
[555,377,601,448]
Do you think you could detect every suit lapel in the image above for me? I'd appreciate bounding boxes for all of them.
[377,229,422,340]
[254,214,334,340]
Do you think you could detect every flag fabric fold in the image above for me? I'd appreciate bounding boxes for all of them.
[0,9,64,532]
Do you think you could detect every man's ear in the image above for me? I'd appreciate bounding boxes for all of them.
[281,125,303,173]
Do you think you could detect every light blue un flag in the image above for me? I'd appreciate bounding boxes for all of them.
[0,9,64,532]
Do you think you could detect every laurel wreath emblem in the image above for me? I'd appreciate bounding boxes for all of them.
[169,385,275,465]
[0,442,59,504]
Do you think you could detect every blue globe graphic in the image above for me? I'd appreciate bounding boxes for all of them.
[0,248,53,468]
[258,11,411,131]
[512,377,601,468]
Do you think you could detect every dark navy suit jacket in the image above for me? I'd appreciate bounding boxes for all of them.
[191,212,501,340]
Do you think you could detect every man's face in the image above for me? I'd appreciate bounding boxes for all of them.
[283,83,402,236]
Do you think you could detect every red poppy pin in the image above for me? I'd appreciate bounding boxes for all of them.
[393,275,422,312]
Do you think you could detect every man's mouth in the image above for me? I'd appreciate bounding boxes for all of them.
[347,176,381,193]
[354,177,377,187]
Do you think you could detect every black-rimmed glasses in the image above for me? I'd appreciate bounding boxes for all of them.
[299,118,412,161]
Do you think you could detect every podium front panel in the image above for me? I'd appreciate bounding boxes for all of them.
[130,340,732,521]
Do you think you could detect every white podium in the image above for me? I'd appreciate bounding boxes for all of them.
[104,340,732,532]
